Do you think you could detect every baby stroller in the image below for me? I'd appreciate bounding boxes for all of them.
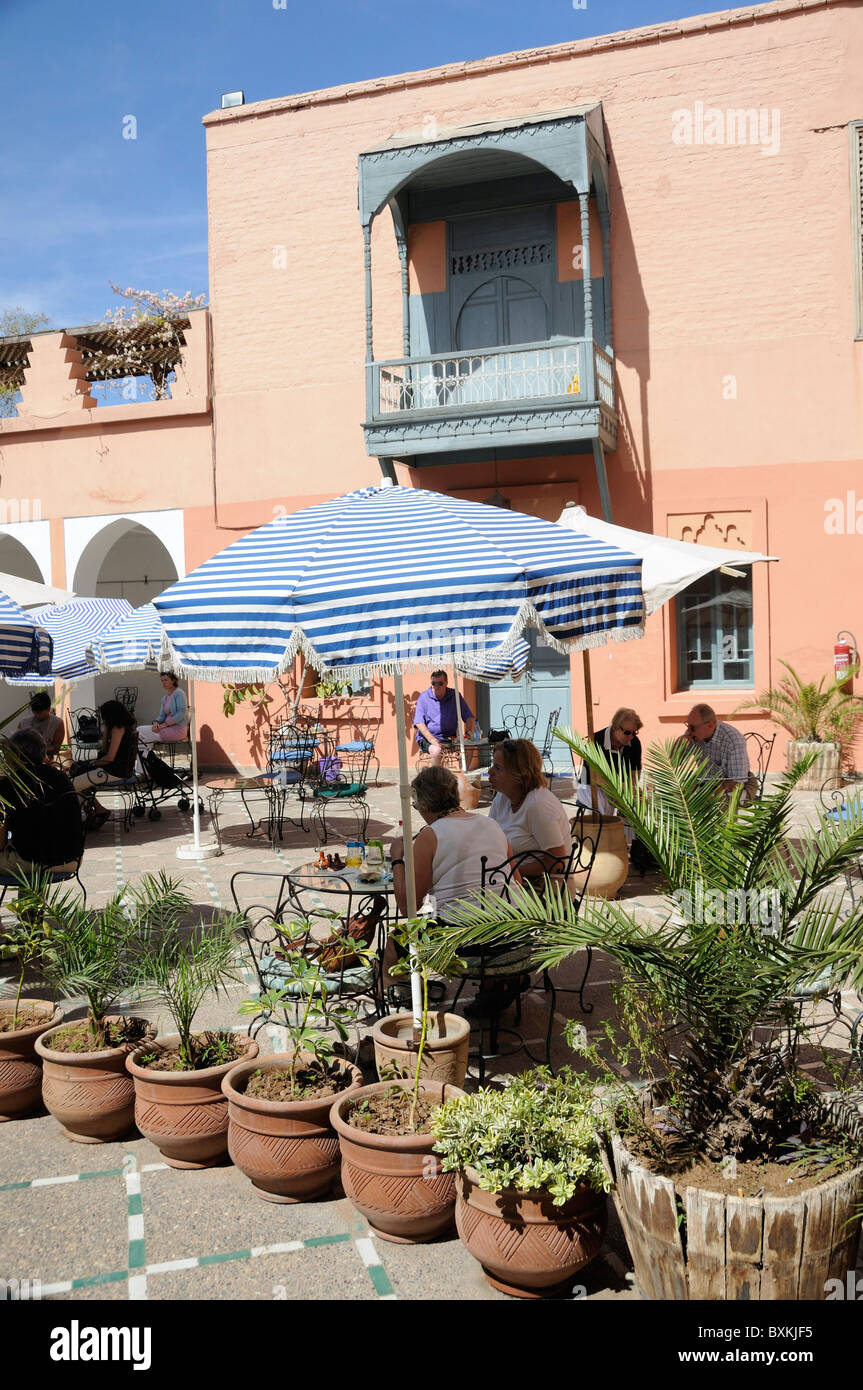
[135,746,203,822]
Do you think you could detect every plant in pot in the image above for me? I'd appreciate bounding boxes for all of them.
[431,1065,610,1298]
[373,915,469,1087]
[431,733,863,1300]
[736,659,863,788]
[0,870,66,1121]
[331,913,466,1243]
[127,912,256,1169]
[33,876,178,1142]
[225,918,367,1202]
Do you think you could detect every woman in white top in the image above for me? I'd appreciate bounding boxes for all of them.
[391,766,511,918]
[488,738,572,883]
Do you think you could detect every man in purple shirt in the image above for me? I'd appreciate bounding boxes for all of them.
[413,670,475,766]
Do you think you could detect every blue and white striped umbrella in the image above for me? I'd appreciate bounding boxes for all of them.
[0,590,53,677]
[457,636,531,683]
[11,597,133,685]
[87,603,163,674]
[154,485,644,680]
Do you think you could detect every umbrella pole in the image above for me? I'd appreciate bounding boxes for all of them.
[176,681,221,861]
[451,664,467,773]
[393,670,422,1030]
[582,651,595,738]
[292,657,305,715]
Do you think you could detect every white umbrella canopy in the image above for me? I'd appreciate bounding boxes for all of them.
[0,572,75,610]
[556,505,777,615]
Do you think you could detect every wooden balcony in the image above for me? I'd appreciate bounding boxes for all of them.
[363,338,616,461]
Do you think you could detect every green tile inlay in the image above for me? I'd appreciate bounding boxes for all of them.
[304,1233,352,1248]
[128,1239,146,1269]
[0,1180,31,1192]
[80,1168,125,1181]
[199,1249,250,1265]
[367,1264,395,1298]
[72,1270,128,1289]
[127,1192,143,1217]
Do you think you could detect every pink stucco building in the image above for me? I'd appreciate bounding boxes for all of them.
[1,0,861,772]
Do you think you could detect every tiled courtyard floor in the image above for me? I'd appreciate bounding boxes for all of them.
[2,772,861,1302]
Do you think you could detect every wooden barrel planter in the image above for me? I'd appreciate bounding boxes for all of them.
[601,1100,863,1300]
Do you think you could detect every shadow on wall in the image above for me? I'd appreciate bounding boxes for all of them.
[603,126,652,528]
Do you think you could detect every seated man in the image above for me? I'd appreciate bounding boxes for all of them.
[413,669,474,767]
[0,729,84,875]
[18,692,65,762]
[685,703,758,799]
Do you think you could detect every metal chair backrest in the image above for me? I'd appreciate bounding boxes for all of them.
[114,686,139,716]
[539,707,563,775]
[501,703,540,741]
[744,731,776,797]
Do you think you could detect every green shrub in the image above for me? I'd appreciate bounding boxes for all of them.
[431,1067,611,1206]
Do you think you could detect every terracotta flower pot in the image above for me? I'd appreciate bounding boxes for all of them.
[575,814,629,899]
[372,1012,470,1088]
[456,1165,608,1298]
[36,1015,146,1143]
[127,1032,258,1170]
[0,1000,64,1122]
[223,1052,363,1202]
[331,1078,465,1243]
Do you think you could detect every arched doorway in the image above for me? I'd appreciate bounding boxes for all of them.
[0,535,43,583]
[456,275,550,351]
[71,520,180,723]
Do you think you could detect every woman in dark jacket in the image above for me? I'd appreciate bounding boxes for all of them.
[68,700,138,830]
[575,707,643,821]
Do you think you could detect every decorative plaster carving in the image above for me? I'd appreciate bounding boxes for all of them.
[668,511,753,550]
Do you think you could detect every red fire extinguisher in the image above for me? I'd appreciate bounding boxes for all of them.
[834,631,857,692]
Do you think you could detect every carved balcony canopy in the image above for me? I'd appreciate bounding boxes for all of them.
[358,105,608,227]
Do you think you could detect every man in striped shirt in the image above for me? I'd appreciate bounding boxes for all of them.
[685,703,758,799]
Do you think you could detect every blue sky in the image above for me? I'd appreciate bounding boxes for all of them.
[1,0,746,328]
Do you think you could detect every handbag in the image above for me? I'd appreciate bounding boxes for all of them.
[486,728,510,744]
[313,897,386,972]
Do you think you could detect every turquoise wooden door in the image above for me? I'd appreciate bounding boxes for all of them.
[478,631,572,771]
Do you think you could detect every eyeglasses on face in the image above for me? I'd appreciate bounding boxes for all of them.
[685,720,709,731]
[617,728,638,737]
[431,680,446,688]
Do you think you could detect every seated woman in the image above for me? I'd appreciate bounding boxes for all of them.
[0,729,84,874]
[487,738,573,887]
[389,766,520,1015]
[67,700,138,830]
[391,765,511,920]
[137,673,188,746]
[575,707,643,835]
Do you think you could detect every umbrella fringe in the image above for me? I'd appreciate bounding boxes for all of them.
[156,606,645,684]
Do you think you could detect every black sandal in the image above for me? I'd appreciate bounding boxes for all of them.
[87,809,111,832]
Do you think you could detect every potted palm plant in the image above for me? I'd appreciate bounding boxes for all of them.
[126,912,256,1168]
[224,919,365,1203]
[33,876,176,1143]
[432,1067,609,1298]
[0,871,65,1121]
[431,734,863,1300]
[331,914,466,1243]
[737,659,863,788]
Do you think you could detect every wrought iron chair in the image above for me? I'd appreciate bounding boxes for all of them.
[538,706,563,780]
[230,869,386,1037]
[259,714,323,837]
[334,707,381,786]
[447,828,598,1083]
[69,708,102,763]
[303,733,373,846]
[744,731,776,799]
[114,686,139,717]
[0,791,88,910]
[501,702,540,741]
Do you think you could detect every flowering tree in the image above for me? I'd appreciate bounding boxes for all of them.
[94,284,208,401]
